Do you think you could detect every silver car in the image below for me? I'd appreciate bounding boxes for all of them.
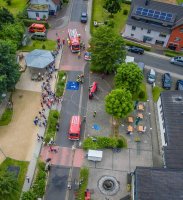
[170,56,183,66]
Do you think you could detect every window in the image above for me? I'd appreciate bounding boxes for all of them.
[131,34,134,36]
[36,12,39,17]
[132,26,136,30]
[147,29,151,34]
[180,47,183,52]
[159,33,166,38]
[180,28,183,33]
[174,37,181,42]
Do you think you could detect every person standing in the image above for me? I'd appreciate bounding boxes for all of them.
[93,111,97,118]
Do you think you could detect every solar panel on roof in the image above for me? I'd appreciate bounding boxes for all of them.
[142,12,148,16]
[148,13,153,17]
[161,12,166,16]
[154,15,160,19]
[137,7,143,11]
[160,15,166,20]
[136,11,142,15]
[143,9,148,12]
[165,17,172,21]
[148,9,154,14]
[155,11,160,15]
[167,13,172,17]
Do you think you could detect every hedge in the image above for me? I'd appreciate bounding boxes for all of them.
[0,108,13,126]
[22,19,49,29]
[124,39,151,51]
[44,110,59,144]
[75,168,89,200]
[164,49,183,57]
[56,71,66,97]
[83,136,127,150]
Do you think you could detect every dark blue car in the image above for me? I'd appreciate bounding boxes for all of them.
[162,73,171,89]
[81,12,87,23]
[176,80,183,90]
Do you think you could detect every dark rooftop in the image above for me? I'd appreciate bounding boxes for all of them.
[127,0,183,33]
[135,167,183,200]
[160,91,183,168]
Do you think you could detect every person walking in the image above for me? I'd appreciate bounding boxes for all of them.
[26,176,30,183]
[93,111,97,118]
[78,51,81,59]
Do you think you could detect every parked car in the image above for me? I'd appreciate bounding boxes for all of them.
[80,12,87,23]
[170,56,183,66]
[84,51,91,61]
[162,73,171,89]
[176,80,183,90]
[31,32,47,41]
[128,46,144,55]
[147,69,156,84]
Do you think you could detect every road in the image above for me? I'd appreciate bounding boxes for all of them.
[128,51,183,76]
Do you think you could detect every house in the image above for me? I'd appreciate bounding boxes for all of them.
[157,91,183,169]
[131,167,183,200]
[123,0,183,49]
[27,0,62,20]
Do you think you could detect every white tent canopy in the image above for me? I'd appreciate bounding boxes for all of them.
[25,49,54,69]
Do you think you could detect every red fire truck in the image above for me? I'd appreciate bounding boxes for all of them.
[68,29,80,52]
[68,116,81,140]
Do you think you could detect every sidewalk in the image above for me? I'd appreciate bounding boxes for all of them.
[22,47,63,192]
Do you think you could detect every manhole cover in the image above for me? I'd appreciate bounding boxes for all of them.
[98,176,120,196]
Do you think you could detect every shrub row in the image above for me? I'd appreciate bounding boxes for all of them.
[22,19,49,29]
[124,39,151,51]
[0,108,13,126]
[75,168,89,200]
[21,162,46,200]
[164,49,183,57]
[83,136,127,150]
[44,110,59,144]
[56,71,66,97]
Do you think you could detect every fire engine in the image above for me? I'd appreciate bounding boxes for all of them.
[68,29,80,52]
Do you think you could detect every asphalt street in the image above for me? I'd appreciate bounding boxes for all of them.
[128,51,183,75]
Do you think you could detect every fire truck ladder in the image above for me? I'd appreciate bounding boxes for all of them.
[68,29,78,39]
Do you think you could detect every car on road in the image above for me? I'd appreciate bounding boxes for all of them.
[128,46,144,55]
[162,73,171,89]
[170,56,183,66]
[176,80,183,90]
[147,69,156,84]
[84,51,91,61]
[80,12,87,23]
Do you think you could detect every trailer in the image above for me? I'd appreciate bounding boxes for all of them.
[88,150,103,161]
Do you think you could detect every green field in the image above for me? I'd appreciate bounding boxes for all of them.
[177,0,183,4]
[20,40,56,51]
[0,157,29,200]
[91,0,130,34]
[0,0,27,15]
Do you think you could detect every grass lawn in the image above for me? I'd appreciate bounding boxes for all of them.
[152,86,164,102]
[0,157,29,200]
[91,0,130,34]
[20,40,56,51]
[0,0,27,15]
[177,0,183,4]
[0,108,13,126]
[56,71,66,97]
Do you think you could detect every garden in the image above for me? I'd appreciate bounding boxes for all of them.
[56,71,66,97]
[0,108,13,126]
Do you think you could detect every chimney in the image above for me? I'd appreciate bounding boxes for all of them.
[145,0,150,6]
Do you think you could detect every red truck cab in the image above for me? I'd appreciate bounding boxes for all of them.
[68,116,81,140]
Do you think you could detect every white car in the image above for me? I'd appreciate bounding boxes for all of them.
[170,56,183,66]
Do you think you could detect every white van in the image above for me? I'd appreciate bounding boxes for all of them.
[148,69,156,84]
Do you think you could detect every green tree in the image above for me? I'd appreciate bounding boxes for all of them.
[0,171,19,199]
[90,26,126,74]
[115,63,143,94]
[0,22,24,47]
[0,7,14,29]
[0,40,20,92]
[105,89,133,119]
[103,0,121,16]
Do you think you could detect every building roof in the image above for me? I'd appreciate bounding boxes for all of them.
[127,0,183,33]
[135,167,183,200]
[27,4,49,11]
[160,91,183,169]
[25,49,54,69]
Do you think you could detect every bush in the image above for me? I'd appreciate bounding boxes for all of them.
[0,108,13,126]
[123,9,128,15]
[56,71,66,97]
[44,110,59,143]
[164,49,183,57]
[42,44,46,49]
[75,168,89,200]
[22,19,49,29]
[107,19,115,28]
[83,136,127,150]
[138,90,145,99]
[21,190,35,200]
[121,0,131,5]
[6,0,12,5]
[124,39,151,51]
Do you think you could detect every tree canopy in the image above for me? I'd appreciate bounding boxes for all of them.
[0,40,20,95]
[105,89,133,119]
[0,171,19,199]
[0,7,14,29]
[90,26,126,74]
[114,62,143,94]
[103,0,121,16]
